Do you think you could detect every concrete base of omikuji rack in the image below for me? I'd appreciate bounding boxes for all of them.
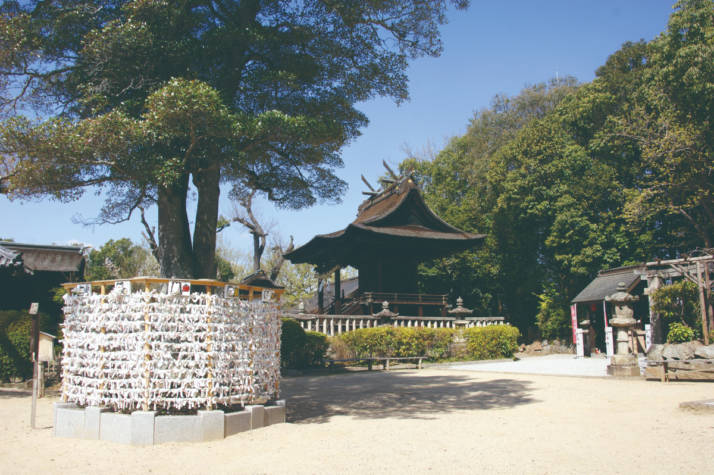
[54,400,286,445]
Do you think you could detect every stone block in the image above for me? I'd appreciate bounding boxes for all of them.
[54,404,84,438]
[53,402,76,434]
[246,405,265,430]
[264,405,286,426]
[275,399,286,407]
[131,411,156,446]
[199,410,224,441]
[154,415,201,444]
[224,410,251,437]
[100,412,132,444]
[83,406,107,440]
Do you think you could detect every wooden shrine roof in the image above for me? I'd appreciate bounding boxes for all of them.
[0,241,85,274]
[285,177,484,271]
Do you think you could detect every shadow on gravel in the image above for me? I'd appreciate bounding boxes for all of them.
[281,371,536,423]
[0,389,32,399]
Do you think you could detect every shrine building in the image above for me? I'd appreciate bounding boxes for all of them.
[285,174,484,316]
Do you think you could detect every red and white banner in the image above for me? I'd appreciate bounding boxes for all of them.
[602,300,609,328]
[570,304,578,344]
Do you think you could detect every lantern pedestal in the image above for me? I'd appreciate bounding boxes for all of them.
[605,282,641,377]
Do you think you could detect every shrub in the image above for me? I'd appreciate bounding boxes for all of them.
[336,326,455,359]
[535,286,570,341]
[280,318,328,369]
[0,310,52,382]
[652,281,701,339]
[280,318,307,369]
[463,325,520,360]
[304,331,329,367]
[666,322,695,343]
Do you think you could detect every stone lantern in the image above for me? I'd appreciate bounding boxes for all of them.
[605,282,640,377]
[373,301,399,325]
[448,297,473,327]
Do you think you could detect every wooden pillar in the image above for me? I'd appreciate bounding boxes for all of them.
[697,262,710,345]
[705,263,713,335]
[317,277,324,314]
[334,269,341,315]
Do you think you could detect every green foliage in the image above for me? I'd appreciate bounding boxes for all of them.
[85,238,158,281]
[274,261,317,309]
[667,322,696,343]
[463,325,521,360]
[0,0,468,278]
[280,318,307,369]
[214,254,235,282]
[337,325,519,360]
[337,327,455,359]
[304,331,329,367]
[535,285,571,341]
[652,280,701,338]
[399,1,714,335]
[280,318,327,369]
[0,310,51,381]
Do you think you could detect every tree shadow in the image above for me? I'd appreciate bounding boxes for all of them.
[281,371,537,424]
[0,388,31,398]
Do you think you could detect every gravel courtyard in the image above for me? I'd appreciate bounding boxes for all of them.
[1,366,712,474]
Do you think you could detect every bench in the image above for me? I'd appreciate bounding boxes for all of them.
[327,356,426,371]
[373,356,425,370]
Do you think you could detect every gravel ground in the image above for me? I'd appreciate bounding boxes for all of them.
[2,367,713,474]
[450,354,610,377]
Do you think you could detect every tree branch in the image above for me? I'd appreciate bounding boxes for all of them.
[139,205,160,263]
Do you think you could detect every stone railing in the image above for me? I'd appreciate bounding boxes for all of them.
[290,314,505,337]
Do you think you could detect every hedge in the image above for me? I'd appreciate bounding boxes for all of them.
[336,325,520,361]
[280,318,329,369]
[0,310,52,382]
[336,326,454,359]
[463,325,520,360]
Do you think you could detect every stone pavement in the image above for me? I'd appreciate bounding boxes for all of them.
[449,353,610,377]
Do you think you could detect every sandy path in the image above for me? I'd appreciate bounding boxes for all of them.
[1,368,712,474]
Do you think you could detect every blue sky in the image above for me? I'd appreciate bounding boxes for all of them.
[1,0,677,255]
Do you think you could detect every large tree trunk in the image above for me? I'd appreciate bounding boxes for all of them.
[192,167,220,278]
[158,173,194,278]
[252,232,265,272]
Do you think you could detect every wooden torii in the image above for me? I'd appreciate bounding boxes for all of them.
[640,250,714,345]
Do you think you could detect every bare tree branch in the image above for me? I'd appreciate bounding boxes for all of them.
[139,206,160,263]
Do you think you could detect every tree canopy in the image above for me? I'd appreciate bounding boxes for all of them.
[401,0,713,337]
[0,0,468,278]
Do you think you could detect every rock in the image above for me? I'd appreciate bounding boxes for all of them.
[662,341,701,360]
[647,344,664,362]
[694,345,714,359]
[518,344,526,352]
[531,341,543,352]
